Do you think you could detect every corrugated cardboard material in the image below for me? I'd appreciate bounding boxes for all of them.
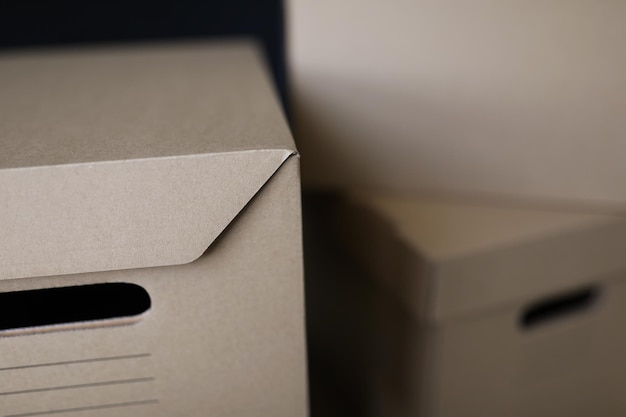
[289,0,626,208]
[0,43,307,416]
[339,193,626,417]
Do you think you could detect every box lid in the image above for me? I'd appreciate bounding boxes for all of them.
[0,41,297,280]
[343,193,626,323]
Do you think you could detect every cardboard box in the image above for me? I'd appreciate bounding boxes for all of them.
[0,43,307,416]
[338,193,626,417]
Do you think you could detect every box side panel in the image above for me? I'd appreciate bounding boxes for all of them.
[376,300,441,417]
[336,198,440,416]
[339,198,434,322]
[0,157,307,416]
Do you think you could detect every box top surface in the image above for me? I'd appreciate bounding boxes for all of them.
[362,195,612,261]
[0,42,298,281]
[0,41,294,169]
[347,193,626,321]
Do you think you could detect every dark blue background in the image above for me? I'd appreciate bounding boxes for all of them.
[0,0,288,108]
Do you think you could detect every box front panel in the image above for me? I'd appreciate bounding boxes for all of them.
[435,275,626,417]
[0,158,306,417]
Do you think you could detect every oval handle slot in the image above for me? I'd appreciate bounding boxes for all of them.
[520,286,599,330]
[0,283,151,335]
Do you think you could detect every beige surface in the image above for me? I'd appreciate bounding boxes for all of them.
[0,157,307,417]
[0,43,296,280]
[362,194,615,261]
[289,0,626,207]
[0,42,292,168]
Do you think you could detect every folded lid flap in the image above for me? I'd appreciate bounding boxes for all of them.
[1,149,295,280]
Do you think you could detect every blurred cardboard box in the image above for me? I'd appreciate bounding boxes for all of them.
[338,193,626,417]
[0,43,307,416]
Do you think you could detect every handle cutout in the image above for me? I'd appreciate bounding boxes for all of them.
[520,286,599,330]
[0,283,151,336]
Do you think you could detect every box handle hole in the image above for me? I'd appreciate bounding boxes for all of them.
[520,286,599,330]
[0,283,151,335]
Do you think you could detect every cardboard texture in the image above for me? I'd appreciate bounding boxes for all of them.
[0,43,307,416]
[339,193,626,417]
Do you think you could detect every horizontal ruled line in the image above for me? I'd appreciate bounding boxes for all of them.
[0,353,151,372]
[0,377,154,396]
[5,399,159,417]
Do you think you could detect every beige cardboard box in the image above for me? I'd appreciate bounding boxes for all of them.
[339,193,626,417]
[0,43,307,416]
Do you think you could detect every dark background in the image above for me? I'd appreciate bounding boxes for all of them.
[0,0,288,108]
